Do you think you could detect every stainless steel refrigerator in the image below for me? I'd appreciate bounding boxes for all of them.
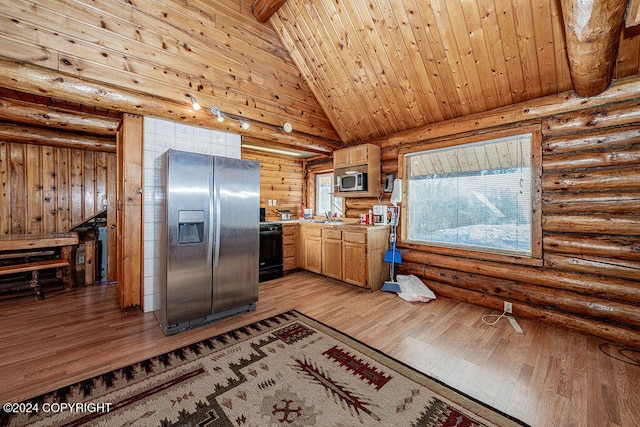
[155,149,260,335]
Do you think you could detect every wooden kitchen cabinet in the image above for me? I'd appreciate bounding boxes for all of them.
[298,223,389,291]
[333,143,381,198]
[333,149,351,169]
[299,225,322,274]
[282,222,298,272]
[342,231,367,287]
[321,228,342,280]
[333,144,375,169]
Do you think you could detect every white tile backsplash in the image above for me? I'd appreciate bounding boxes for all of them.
[142,117,241,312]
[144,293,156,311]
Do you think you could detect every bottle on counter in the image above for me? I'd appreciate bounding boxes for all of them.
[368,209,373,225]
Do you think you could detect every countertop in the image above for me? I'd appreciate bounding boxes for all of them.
[261,219,389,228]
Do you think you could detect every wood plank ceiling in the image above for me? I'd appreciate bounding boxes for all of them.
[0,0,341,154]
[268,0,640,144]
[0,0,638,154]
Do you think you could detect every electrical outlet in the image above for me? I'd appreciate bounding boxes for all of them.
[504,301,513,314]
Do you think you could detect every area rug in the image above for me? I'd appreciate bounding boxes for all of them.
[1,310,527,426]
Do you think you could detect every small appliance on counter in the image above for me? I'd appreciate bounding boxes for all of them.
[372,205,388,225]
[277,209,292,221]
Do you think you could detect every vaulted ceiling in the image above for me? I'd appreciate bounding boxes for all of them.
[267,0,640,144]
[0,0,638,155]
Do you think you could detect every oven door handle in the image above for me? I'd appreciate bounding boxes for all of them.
[260,230,283,236]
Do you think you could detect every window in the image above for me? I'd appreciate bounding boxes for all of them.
[405,132,535,256]
[316,173,343,217]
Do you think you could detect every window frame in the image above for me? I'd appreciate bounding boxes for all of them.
[315,172,343,218]
[398,125,543,266]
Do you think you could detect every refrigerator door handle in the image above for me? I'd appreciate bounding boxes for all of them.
[207,173,214,269]
[213,173,222,268]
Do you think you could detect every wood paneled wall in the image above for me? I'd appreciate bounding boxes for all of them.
[242,149,305,220]
[0,141,115,235]
[369,98,640,348]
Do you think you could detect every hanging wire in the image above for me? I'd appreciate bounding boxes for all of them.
[599,343,640,366]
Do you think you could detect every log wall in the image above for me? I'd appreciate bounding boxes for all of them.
[0,141,115,235]
[242,150,305,220]
[375,98,640,348]
[0,0,338,143]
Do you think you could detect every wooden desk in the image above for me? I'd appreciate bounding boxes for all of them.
[0,233,79,299]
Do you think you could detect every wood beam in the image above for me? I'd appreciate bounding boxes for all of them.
[241,135,330,157]
[0,97,118,136]
[0,56,342,154]
[0,123,116,152]
[560,0,628,96]
[369,74,640,149]
[626,0,640,27]
[252,0,287,23]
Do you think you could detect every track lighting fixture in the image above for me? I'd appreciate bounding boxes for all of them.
[186,95,250,131]
[211,106,225,123]
[189,97,201,111]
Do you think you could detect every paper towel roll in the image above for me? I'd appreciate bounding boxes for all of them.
[390,179,403,206]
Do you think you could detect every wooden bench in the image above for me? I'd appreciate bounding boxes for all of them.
[0,233,79,300]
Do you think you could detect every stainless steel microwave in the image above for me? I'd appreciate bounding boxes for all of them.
[339,172,367,192]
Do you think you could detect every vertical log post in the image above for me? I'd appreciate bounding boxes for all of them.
[252,0,288,23]
[560,0,628,96]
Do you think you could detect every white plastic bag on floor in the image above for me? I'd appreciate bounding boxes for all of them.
[396,274,436,302]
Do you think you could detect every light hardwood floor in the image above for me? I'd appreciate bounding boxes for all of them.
[1,271,639,426]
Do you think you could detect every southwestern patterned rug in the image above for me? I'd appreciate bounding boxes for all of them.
[1,310,527,427]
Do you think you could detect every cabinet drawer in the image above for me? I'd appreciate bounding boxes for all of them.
[283,257,297,271]
[283,224,297,236]
[283,234,296,245]
[323,229,342,240]
[343,231,366,244]
[305,227,322,237]
[283,245,296,258]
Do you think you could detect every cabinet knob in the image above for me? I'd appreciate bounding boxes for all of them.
[136,187,143,195]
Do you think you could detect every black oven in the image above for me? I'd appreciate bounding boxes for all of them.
[259,222,283,282]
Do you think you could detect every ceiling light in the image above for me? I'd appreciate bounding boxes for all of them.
[211,106,225,123]
[187,96,250,131]
[189,97,201,111]
[242,143,306,157]
[283,122,293,133]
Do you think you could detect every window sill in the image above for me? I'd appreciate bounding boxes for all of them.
[399,240,544,267]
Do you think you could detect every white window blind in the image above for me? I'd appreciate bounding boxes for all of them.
[406,133,532,256]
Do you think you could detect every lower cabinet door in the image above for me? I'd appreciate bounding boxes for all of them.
[321,238,342,280]
[342,241,367,288]
[305,237,322,274]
